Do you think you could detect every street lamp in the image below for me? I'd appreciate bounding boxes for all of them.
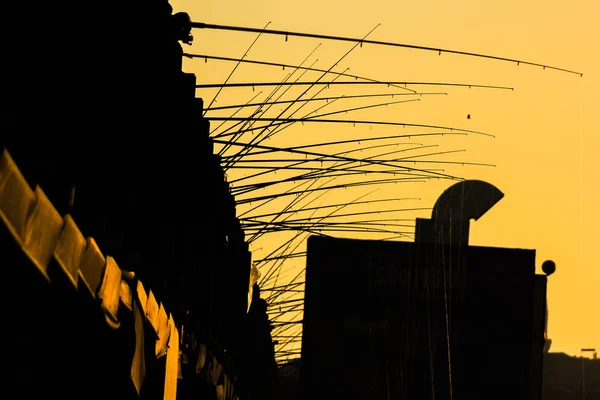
[541,260,556,353]
[581,348,596,400]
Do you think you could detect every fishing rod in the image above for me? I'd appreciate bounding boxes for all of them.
[230,170,438,200]
[197,80,514,91]
[246,224,415,237]
[259,230,328,289]
[270,308,305,324]
[272,331,303,345]
[236,177,427,205]
[379,233,414,241]
[261,262,306,297]
[273,345,303,355]
[223,66,353,167]
[223,143,428,188]
[259,227,308,289]
[271,320,303,326]
[242,218,415,229]
[216,47,322,149]
[247,82,349,145]
[244,223,417,236]
[218,60,334,160]
[273,342,302,348]
[233,167,440,215]
[254,253,307,263]
[245,189,422,264]
[267,283,305,306]
[209,90,263,137]
[204,91,445,112]
[293,146,449,178]
[251,180,362,266]
[210,118,494,137]
[222,136,450,184]
[239,173,336,220]
[185,53,417,93]
[216,79,284,153]
[271,310,303,323]
[260,262,305,289]
[224,25,382,170]
[273,349,302,356]
[243,198,417,220]
[275,332,304,352]
[229,165,442,196]
[219,105,435,175]
[212,117,467,138]
[264,278,302,302]
[258,187,381,282]
[260,288,305,293]
[247,207,432,224]
[229,149,465,167]
[215,139,465,180]
[215,44,323,144]
[251,26,406,145]
[268,307,305,316]
[299,98,420,121]
[191,21,583,76]
[234,150,450,247]
[229,163,445,197]
[260,281,305,290]
[217,43,322,139]
[268,298,304,306]
[269,335,304,338]
[229,146,454,193]
[246,170,339,243]
[227,161,450,197]
[204,21,271,115]
[253,228,409,243]
[223,141,427,163]
[244,219,417,228]
[244,136,446,258]
[253,97,422,142]
[248,175,336,246]
[217,68,296,140]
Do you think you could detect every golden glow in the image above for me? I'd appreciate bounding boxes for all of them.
[171,0,599,358]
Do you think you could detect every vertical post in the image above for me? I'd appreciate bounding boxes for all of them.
[530,275,547,400]
[581,348,596,400]
[582,353,585,400]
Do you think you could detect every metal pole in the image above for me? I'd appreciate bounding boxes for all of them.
[581,348,596,400]
[582,352,585,400]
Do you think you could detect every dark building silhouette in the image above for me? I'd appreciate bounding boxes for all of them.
[542,352,600,400]
[2,0,278,398]
[301,180,549,400]
[278,358,302,400]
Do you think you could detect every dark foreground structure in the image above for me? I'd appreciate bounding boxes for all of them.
[2,0,278,399]
[543,352,600,400]
[301,180,550,400]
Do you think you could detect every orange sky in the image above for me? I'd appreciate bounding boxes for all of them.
[171,0,598,358]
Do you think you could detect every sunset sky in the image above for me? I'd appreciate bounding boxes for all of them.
[170,0,598,358]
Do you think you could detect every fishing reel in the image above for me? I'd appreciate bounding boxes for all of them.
[171,12,193,45]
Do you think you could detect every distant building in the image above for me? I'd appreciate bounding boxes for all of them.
[301,180,549,400]
[543,352,600,400]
